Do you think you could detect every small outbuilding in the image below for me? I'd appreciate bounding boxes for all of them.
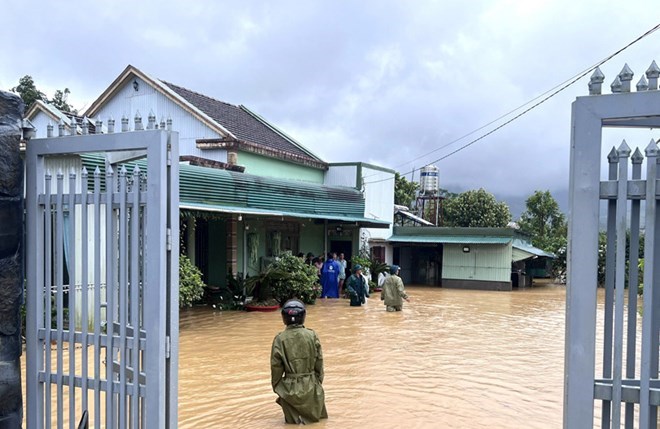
[388,226,555,291]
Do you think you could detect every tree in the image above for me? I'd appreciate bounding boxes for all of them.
[394,172,419,209]
[11,75,46,111]
[10,75,77,113]
[50,88,76,114]
[443,188,511,227]
[518,190,566,251]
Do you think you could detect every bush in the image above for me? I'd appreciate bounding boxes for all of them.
[265,252,320,305]
[179,254,206,308]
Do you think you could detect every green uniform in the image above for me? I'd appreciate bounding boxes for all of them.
[270,324,328,424]
[346,273,369,306]
[380,274,408,311]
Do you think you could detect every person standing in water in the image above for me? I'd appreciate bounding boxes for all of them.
[380,265,410,312]
[320,252,340,298]
[337,253,347,296]
[270,299,328,424]
[346,264,369,307]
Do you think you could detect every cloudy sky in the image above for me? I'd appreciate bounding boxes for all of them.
[2,0,659,214]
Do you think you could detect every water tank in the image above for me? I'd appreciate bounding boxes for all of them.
[419,165,439,195]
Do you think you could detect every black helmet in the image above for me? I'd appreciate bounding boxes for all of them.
[281,299,306,325]
[390,265,400,275]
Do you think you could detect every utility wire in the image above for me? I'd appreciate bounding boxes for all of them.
[362,22,660,186]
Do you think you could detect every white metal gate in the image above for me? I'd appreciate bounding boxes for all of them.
[25,126,179,428]
[565,62,660,428]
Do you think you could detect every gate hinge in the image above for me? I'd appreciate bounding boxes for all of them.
[166,336,171,359]
[166,228,172,251]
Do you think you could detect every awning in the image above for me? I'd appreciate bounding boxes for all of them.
[512,238,556,261]
[394,209,435,226]
[180,202,391,228]
[387,235,512,244]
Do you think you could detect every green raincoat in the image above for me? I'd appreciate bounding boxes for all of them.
[346,273,369,306]
[380,274,408,310]
[271,324,328,424]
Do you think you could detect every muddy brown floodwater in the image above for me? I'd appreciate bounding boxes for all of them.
[177,284,570,429]
[24,284,602,428]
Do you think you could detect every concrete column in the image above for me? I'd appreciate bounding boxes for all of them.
[0,90,25,428]
[226,217,238,276]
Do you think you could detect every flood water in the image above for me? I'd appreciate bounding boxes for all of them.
[22,283,593,428]
[177,284,569,428]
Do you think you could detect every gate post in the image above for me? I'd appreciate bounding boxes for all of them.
[0,91,25,428]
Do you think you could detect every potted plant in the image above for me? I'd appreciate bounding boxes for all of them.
[244,267,286,311]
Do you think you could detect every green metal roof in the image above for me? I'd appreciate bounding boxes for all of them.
[80,153,390,227]
[387,235,512,244]
[512,238,556,258]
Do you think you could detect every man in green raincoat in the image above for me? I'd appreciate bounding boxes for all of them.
[380,265,410,312]
[346,264,369,306]
[271,299,328,424]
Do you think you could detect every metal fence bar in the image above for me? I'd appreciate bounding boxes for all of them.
[640,140,658,428]
[118,166,128,426]
[80,168,89,421]
[650,148,660,425]
[603,148,618,428]
[105,166,116,429]
[92,167,102,429]
[68,169,77,429]
[55,171,65,428]
[45,171,53,429]
[625,148,643,428]
[130,166,141,428]
[612,142,631,427]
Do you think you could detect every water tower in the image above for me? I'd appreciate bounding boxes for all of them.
[416,165,443,225]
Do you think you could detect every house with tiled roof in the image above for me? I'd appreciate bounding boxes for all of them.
[76,65,393,287]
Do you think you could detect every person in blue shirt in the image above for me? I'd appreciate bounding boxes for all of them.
[320,252,340,298]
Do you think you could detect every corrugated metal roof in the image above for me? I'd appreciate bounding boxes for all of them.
[512,238,556,258]
[80,153,389,227]
[387,235,512,244]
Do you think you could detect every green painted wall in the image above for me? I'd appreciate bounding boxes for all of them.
[442,243,511,282]
[207,219,227,286]
[238,151,325,183]
[299,223,325,257]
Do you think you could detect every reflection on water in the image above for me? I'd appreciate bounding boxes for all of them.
[177,285,569,429]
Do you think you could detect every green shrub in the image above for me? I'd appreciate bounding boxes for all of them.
[265,252,320,305]
[179,254,206,308]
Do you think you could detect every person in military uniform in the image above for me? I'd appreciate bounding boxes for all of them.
[345,264,369,307]
[380,265,410,312]
[270,299,328,424]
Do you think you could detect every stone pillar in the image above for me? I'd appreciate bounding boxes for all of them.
[0,91,24,428]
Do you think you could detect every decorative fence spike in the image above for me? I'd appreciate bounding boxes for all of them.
[47,122,53,138]
[167,115,172,131]
[589,67,605,95]
[632,147,644,164]
[95,116,103,134]
[70,118,78,136]
[646,60,659,90]
[645,138,659,156]
[611,76,622,93]
[134,110,143,131]
[617,139,631,157]
[147,110,156,130]
[160,116,166,130]
[82,117,89,135]
[607,147,618,162]
[618,64,634,92]
[121,114,129,132]
[108,117,115,134]
[636,75,649,92]
[58,119,65,137]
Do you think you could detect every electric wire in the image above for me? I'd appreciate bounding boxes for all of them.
[362,22,660,186]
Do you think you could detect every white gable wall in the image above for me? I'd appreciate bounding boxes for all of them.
[30,110,72,138]
[361,165,394,240]
[94,77,228,162]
